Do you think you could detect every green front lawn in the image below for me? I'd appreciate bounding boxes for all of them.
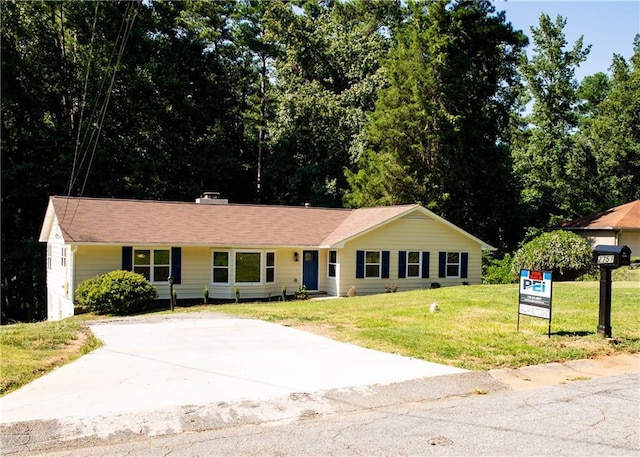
[1,281,638,396]
[212,281,640,370]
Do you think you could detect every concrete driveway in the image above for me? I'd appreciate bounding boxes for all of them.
[0,313,466,425]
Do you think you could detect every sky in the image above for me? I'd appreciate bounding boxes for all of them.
[492,0,640,81]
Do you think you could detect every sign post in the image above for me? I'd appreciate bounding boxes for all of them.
[517,269,553,338]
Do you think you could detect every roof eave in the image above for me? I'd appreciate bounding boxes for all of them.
[38,199,56,242]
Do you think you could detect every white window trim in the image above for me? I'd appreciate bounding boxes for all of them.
[328,250,338,278]
[211,250,231,285]
[61,246,67,267]
[446,252,461,278]
[365,250,382,279]
[406,251,421,278]
[133,248,171,284]
[265,251,276,284]
[47,244,52,270]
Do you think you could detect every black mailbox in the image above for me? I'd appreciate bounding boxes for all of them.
[593,245,631,268]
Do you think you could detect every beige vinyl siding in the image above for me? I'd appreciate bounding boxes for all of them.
[176,246,304,301]
[73,245,309,303]
[74,246,122,284]
[337,213,483,297]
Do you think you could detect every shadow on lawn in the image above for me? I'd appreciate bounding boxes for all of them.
[551,330,595,337]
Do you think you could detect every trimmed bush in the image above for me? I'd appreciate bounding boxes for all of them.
[511,230,594,281]
[75,270,157,315]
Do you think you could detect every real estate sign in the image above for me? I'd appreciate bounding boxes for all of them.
[518,269,553,337]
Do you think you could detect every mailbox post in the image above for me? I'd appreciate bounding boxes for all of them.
[593,245,631,338]
[168,276,175,311]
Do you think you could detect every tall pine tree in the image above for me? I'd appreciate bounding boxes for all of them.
[512,13,590,228]
[346,0,527,247]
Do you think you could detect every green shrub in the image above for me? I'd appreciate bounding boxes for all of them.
[482,252,516,284]
[511,230,594,281]
[75,270,157,315]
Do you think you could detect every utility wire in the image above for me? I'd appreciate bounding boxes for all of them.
[66,1,141,197]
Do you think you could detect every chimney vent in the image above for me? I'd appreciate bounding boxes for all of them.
[196,192,228,205]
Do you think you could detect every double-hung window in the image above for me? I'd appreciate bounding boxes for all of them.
[406,251,421,278]
[47,245,52,270]
[365,251,381,278]
[134,249,170,283]
[212,251,230,284]
[446,252,461,277]
[61,247,67,267]
[328,250,337,278]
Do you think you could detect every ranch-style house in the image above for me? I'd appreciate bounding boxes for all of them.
[39,194,495,321]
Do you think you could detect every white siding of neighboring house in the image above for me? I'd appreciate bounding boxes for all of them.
[570,229,617,249]
[569,228,640,257]
[619,231,640,258]
[46,217,74,321]
[336,212,483,297]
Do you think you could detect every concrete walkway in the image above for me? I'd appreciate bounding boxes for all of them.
[0,313,466,425]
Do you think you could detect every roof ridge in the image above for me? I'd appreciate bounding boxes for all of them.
[50,195,352,211]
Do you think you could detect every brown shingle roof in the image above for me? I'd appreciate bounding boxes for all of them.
[44,196,417,246]
[562,200,640,230]
[41,196,493,249]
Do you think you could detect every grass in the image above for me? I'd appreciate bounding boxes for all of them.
[207,281,640,371]
[0,319,101,396]
[1,281,638,396]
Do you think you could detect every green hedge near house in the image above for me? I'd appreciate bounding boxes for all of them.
[75,270,157,315]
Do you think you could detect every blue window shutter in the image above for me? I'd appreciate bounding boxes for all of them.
[122,246,132,271]
[382,251,390,278]
[422,252,430,278]
[461,252,468,278]
[398,251,406,278]
[171,247,182,284]
[356,250,364,278]
[438,252,446,278]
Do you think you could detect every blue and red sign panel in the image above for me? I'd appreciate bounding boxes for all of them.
[518,269,553,320]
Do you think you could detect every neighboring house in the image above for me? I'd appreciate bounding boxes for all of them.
[39,194,495,321]
[561,200,640,255]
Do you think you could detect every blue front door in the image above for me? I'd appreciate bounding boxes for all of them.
[302,250,319,290]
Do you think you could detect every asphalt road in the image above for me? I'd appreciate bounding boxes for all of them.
[5,372,639,456]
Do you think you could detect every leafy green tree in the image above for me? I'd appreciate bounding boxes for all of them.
[577,36,640,209]
[512,14,591,227]
[1,0,99,321]
[263,0,400,206]
[1,0,256,320]
[345,0,527,248]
